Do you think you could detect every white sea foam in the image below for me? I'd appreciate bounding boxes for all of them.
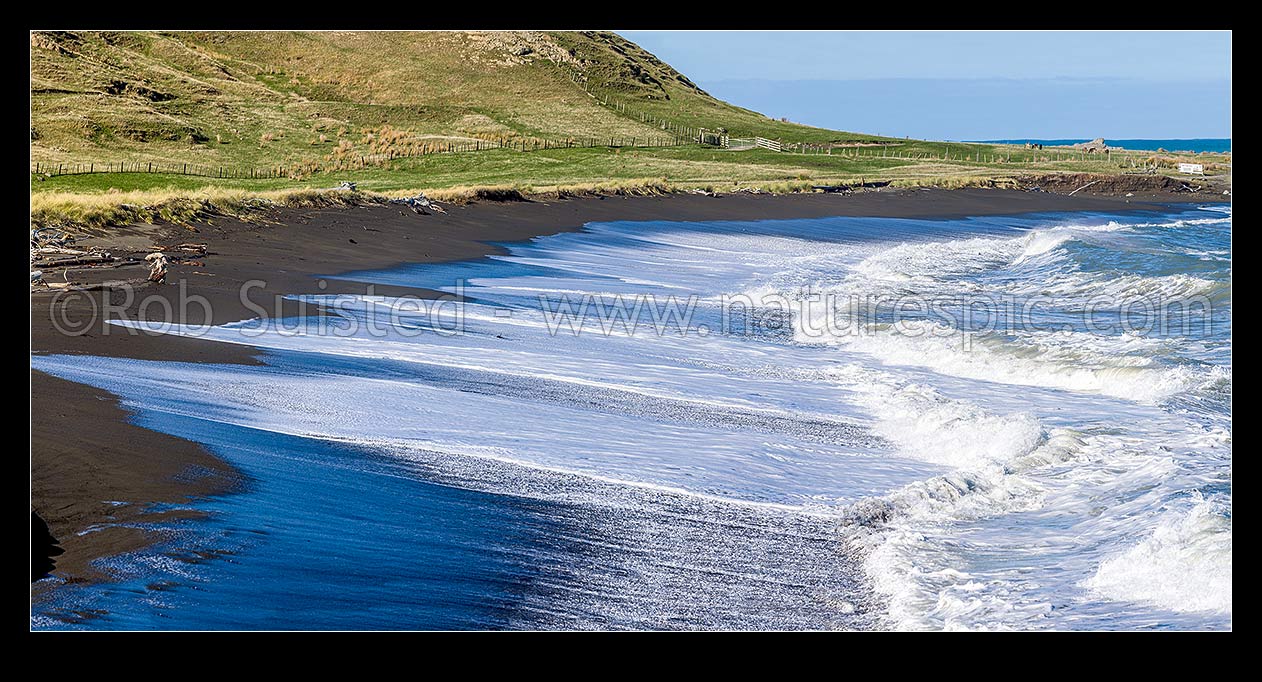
[796,318,1225,404]
[820,363,1075,628]
[769,214,1228,405]
[834,371,1226,629]
[1083,496,1232,616]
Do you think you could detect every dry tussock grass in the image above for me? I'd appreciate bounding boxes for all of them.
[32,178,683,228]
[30,187,378,230]
[33,174,1050,231]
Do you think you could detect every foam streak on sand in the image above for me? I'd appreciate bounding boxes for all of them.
[32,205,1230,630]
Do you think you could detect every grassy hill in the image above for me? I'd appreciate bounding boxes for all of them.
[30,30,1229,227]
[31,30,867,168]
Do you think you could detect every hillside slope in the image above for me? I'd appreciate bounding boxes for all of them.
[31,30,868,168]
[553,32,866,143]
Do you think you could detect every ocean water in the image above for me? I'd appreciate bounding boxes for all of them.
[31,204,1231,630]
[978,139,1231,154]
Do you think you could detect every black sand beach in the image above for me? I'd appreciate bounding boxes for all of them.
[30,187,1214,593]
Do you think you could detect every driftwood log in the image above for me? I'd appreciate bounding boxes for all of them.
[151,243,208,255]
[30,254,113,269]
[1067,180,1100,196]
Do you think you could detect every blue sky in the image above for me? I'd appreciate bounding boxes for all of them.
[619,31,1232,140]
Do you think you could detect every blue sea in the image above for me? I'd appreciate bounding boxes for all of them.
[978,139,1231,153]
[31,204,1232,630]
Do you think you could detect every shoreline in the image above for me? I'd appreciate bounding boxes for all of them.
[30,188,1225,605]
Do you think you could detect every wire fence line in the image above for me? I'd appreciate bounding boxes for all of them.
[31,131,698,179]
[31,140,1172,180]
[561,66,709,144]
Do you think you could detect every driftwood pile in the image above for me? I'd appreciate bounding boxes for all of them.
[812,180,891,193]
[31,229,111,286]
[390,192,446,214]
[30,230,207,290]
